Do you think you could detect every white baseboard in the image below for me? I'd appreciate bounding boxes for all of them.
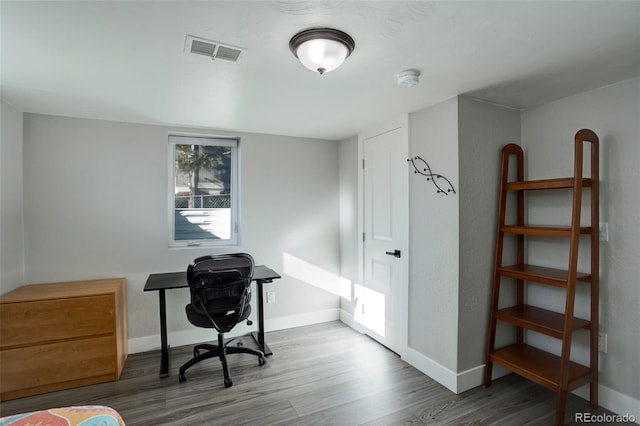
[339,308,364,333]
[340,315,639,422]
[130,311,638,423]
[127,308,340,354]
[405,347,458,392]
[405,347,639,422]
[340,308,507,394]
[128,328,216,354]
[404,348,510,394]
[456,364,488,393]
[265,308,340,333]
[573,383,640,424]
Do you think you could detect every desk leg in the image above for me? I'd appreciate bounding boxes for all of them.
[251,281,273,356]
[159,289,169,378]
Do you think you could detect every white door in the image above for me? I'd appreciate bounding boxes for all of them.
[358,123,409,357]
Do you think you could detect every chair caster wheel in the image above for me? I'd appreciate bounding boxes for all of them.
[224,377,233,388]
[258,356,266,366]
[179,373,186,383]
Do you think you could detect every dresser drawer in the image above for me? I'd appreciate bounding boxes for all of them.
[0,278,127,401]
[0,295,115,348]
[0,335,117,400]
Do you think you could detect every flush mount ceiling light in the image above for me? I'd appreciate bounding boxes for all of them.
[289,28,355,75]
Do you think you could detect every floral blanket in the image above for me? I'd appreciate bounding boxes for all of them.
[0,405,124,426]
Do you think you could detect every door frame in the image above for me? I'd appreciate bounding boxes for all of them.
[357,115,409,359]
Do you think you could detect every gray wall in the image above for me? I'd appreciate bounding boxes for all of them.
[0,100,24,294]
[5,77,638,408]
[457,97,521,372]
[406,96,521,383]
[522,77,640,401]
[408,97,460,371]
[338,134,359,317]
[21,113,341,350]
[402,85,639,410]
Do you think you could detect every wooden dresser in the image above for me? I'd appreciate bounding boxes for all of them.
[0,278,127,401]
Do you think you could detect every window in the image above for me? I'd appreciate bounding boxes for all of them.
[169,134,239,247]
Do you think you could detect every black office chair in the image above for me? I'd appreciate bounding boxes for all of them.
[178,253,266,388]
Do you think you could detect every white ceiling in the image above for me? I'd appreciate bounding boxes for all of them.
[2,1,639,141]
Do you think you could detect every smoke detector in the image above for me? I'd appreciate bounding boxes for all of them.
[397,69,420,87]
[185,35,245,63]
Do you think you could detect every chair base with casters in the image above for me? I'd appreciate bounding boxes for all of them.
[178,332,266,388]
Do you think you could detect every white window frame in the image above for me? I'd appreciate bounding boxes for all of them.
[168,133,240,248]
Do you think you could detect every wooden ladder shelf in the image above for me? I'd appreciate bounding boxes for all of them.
[483,129,599,426]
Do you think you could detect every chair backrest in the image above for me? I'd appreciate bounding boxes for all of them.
[187,253,254,284]
[186,253,254,329]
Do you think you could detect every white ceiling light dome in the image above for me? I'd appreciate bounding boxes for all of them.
[289,28,355,75]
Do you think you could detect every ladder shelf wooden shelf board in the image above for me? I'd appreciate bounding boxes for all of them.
[489,344,594,392]
[495,305,590,339]
[502,225,593,237]
[497,264,592,287]
[484,129,599,426]
[506,177,593,191]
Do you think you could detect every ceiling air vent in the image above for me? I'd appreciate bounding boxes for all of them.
[185,35,245,63]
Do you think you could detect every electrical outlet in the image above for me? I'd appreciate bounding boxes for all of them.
[598,332,607,353]
[266,291,275,304]
[599,222,609,242]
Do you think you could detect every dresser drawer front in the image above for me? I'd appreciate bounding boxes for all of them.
[0,295,115,348]
[0,336,117,396]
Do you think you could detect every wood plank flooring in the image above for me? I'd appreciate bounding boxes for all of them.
[0,321,622,425]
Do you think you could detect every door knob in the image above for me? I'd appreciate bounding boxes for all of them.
[385,249,401,258]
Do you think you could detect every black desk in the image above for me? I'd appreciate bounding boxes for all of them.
[144,265,281,378]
